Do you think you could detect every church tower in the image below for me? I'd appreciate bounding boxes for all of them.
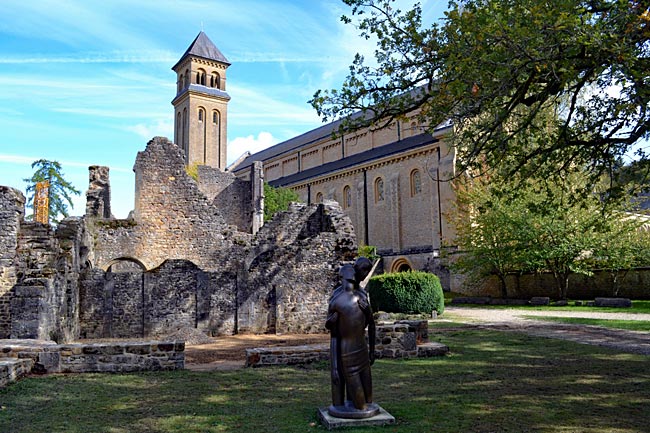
[172,32,230,170]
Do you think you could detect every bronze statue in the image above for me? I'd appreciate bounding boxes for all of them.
[326,257,379,418]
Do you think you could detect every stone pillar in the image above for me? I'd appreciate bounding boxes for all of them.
[251,161,264,234]
[0,187,25,338]
[86,166,112,218]
[388,173,401,253]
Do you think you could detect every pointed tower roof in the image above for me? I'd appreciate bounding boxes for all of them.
[172,32,230,70]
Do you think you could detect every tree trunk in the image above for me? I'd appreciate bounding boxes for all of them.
[560,273,570,300]
[497,273,508,299]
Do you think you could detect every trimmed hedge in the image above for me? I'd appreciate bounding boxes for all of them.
[368,271,444,315]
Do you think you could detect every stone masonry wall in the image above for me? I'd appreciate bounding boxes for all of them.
[86,165,111,218]
[78,201,356,338]
[240,200,357,334]
[0,340,184,376]
[2,136,358,341]
[0,187,24,338]
[91,136,242,272]
[197,165,252,232]
[10,219,85,342]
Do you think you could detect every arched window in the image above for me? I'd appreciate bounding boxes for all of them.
[196,69,206,85]
[182,108,188,156]
[211,72,221,89]
[343,186,352,209]
[212,110,219,124]
[176,112,181,143]
[178,74,183,92]
[316,192,323,203]
[410,169,422,196]
[198,107,205,122]
[184,69,189,88]
[375,177,384,203]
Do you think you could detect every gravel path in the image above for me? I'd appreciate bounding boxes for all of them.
[444,306,650,355]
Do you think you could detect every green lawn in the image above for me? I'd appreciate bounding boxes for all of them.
[446,298,650,314]
[2,329,649,432]
[524,316,650,332]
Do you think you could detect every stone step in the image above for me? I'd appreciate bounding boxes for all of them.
[0,358,34,388]
[417,342,450,357]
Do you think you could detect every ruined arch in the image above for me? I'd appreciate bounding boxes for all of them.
[102,256,147,272]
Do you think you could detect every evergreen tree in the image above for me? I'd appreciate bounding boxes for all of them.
[24,159,80,224]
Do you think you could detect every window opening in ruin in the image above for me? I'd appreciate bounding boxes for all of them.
[375,177,384,202]
[265,286,277,334]
[411,169,422,196]
[316,192,323,203]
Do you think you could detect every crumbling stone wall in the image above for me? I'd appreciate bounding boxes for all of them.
[2,136,358,341]
[10,218,85,342]
[78,201,356,338]
[197,165,252,232]
[86,166,111,218]
[240,201,357,334]
[91,136,244,271]
[0,187,24,338]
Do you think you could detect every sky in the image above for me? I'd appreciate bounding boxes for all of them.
[0,0,449,218]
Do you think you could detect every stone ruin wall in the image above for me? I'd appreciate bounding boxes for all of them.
[0,187,24,338]
[1,136,357,342]
[91,137,240,272]
[79,200,356,339]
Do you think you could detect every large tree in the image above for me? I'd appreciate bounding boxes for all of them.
[311,0,649,192]
[451,169,619,299]
[24,159,80,224]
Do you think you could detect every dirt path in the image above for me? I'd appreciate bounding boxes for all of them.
[444,306,650,355]
[184,334,328,371]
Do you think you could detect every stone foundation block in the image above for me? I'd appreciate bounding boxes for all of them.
[594,298,632,308]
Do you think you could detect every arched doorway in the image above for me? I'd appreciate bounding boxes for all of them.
[390,257,412,273]
[103,257,146,338]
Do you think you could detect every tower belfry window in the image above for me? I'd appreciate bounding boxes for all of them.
[198,108,204,122]
[197,69,206,86]
[213,111,219,124]
[211,72,220,89]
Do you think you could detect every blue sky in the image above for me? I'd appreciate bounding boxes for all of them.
[0,0,449,218]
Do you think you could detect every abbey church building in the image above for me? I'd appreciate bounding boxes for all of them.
[173,32,457,283]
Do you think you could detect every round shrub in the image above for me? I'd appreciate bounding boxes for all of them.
[368,271,444,315]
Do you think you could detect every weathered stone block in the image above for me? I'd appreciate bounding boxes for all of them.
[594,298,632,308]
[530,297,550,306]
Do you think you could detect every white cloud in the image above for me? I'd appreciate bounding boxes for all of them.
[0,153,132,173]
[125,120,174,140]
[227,132,276,164]
[0,51,177,64]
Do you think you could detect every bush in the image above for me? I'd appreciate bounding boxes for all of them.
[264,183,300,221]
[368,271,444,315]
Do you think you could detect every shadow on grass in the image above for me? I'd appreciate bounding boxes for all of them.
[1,330,649,433]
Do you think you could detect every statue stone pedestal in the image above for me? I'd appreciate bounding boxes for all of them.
[317,404,395,430]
